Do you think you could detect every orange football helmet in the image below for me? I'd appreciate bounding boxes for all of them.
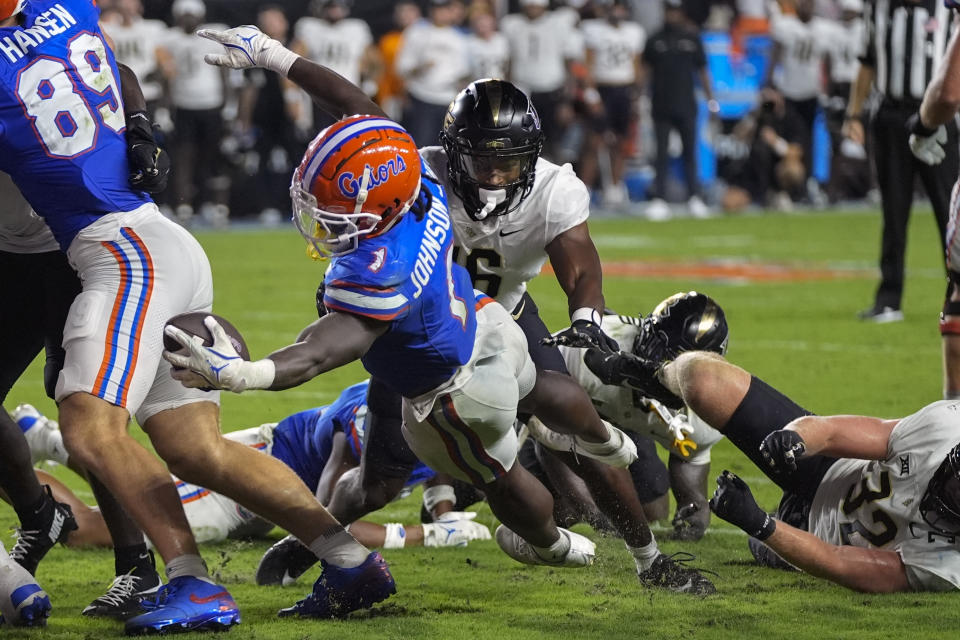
[0,0,25,21]
[290,115,422,258]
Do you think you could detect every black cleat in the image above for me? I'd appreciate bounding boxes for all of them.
[638,552,716,595]
[256,535,318,586]
[9,486,77,576]
[83,564,162,620]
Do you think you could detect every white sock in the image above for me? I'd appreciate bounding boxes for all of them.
[164,554,212,582]
[531,530,571,563]
[628,538,660,572]
[308,529,370,568]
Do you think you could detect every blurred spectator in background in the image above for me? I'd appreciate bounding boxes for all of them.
[235,5,304,224]
[821,0,869,203]
[579,0,645,208]
[396,0,470,146]
[291,0,381,130]
[765,0,828,199]
[500,0,584,159]
[157,0,231,226]
[729,0,769,58]
[466,5,509,80]
[375,0,422,121]
[100,0,168,116]
[642,0,716,220]
[721,88,806,212]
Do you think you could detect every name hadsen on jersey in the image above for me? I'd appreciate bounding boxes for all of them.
[0,4,78,64]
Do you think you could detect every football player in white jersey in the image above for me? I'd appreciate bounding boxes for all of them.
[552,292,728,541]
[465,9,509,82]
[500,0,584,157]
[604,348,960,591]
[99,0,167,110]
[579,0,645,206]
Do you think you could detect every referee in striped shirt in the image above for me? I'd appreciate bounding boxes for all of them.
[844,0,958,322]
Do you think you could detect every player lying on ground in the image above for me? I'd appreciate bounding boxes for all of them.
[543,291,729,541]
[10,381,490,550]
[603,348,960,592]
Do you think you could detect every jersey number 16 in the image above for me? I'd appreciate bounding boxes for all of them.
[16,32,125,158]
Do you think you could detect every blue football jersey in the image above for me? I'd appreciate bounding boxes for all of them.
[271,380,435,491]
[323,164,478,398]
[0,0,151,250]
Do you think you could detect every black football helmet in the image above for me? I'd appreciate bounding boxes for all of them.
[920,443,960,536]
[634,292,729,364]
[440,79,544,221]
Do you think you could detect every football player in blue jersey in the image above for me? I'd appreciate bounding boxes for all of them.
[165,25,631,580]
[0,0,391,632]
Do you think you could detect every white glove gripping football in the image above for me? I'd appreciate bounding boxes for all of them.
[198,25,300,76]
[423,512,493,548]
[163,316,275,393]
[909,124,947,166]
[666,413,694,442]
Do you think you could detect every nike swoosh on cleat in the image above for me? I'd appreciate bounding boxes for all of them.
[188,591,232,604]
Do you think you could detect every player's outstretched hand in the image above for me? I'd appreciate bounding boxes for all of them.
[907,113,947,165]
[759,429,806,473]
[423,512,493,547]
[541,319,620,351]
[163,316,274,393]
[197,25,299,75]
[709,470,776,541]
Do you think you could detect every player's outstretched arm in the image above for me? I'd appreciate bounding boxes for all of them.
[198,25,385,120]
[762,414,897,470]
[920,16,960,130]
[762,520,909,593]
[709,471,909,592]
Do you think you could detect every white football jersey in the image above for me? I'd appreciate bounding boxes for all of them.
[821,18,863,84]
[466,32,510,81]
[420,146,589,313]
[580,19,645,86]
[810,401,960,591]
[560,315,722,464]
[770,14,829,100]
[101,18,167,103]
[395,23,470,105]
[159,25,227,110]
[0,172,57,254]
[500,11,583,93]
[293,17,372,86]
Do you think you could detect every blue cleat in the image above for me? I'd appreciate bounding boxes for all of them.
[123,576,240,635]
[0,546,51,627]
[278,551,395,619]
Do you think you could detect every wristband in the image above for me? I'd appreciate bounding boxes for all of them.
[382,523,407,549]
[753,514,777,541]
[235,358,276,391]
[907,111,939,137]
[423,484,457,513]
[262,45,300,77]
[571,307,602,326]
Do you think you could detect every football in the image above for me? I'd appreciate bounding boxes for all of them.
[163,312,251,360]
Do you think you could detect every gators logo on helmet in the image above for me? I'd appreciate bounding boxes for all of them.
[290,115,421,259]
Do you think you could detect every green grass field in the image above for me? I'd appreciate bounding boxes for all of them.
[5,208,960,639]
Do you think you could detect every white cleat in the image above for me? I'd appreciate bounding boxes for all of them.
[0,542,50,626]
[687,195,712,219]
[526,417,638,468]
[12,405,67,466]
[495,526,595,568]
[645,198,672,221]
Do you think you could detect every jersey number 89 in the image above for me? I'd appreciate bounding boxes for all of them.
[16,32,125,158]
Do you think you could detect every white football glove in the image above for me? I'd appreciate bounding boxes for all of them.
[909,124,947,165]
[666,413,694,442]
[163,316,275,393]
[423,512,493,548]
[197,25,300,76]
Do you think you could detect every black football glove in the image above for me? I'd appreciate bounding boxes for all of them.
[316,280,328,319]
[583,349,684,409]
[759,429,806,474]
[126,111,170,194]
[709,470,776,541]
[541,318,620,351]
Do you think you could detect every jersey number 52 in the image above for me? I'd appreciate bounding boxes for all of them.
[16,32,125,158]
